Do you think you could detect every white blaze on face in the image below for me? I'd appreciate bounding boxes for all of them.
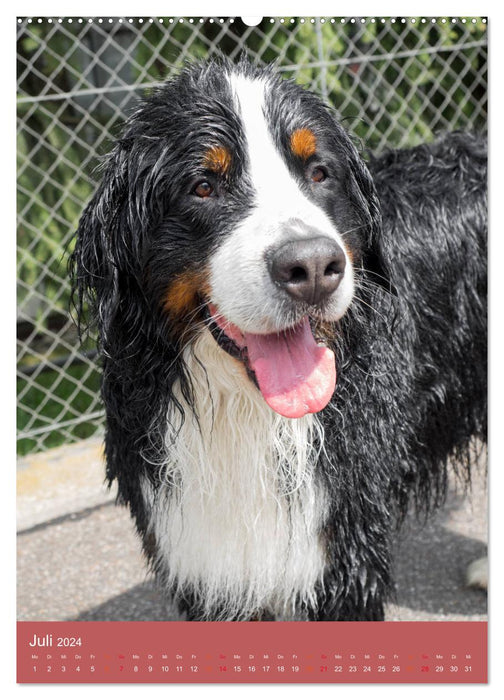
[208,71,355,334]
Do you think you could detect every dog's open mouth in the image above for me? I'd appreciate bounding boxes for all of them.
[203,302,336,419]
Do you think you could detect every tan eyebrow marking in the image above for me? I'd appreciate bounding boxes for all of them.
[202,145,232,174]
[290,128,317,160]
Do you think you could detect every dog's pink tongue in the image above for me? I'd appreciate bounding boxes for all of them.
[244,317,336,419]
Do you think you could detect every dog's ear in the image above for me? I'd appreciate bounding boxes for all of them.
[70,143,139,337]
[362,245,395,295]
[345,151,395,295]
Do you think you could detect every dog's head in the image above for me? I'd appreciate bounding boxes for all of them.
[72,58,382,419]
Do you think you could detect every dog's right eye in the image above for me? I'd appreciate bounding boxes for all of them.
[193,181,214,198]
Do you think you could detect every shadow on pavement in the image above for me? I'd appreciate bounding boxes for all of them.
[72,581,182,622]
[391,486,487,618]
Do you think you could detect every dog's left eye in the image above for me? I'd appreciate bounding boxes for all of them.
[193,181,214,198]
[310,166,328,183]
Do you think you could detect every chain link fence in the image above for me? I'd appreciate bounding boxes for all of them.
[16,16,488,455]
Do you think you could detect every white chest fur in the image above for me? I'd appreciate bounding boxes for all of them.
[142,331,329,620]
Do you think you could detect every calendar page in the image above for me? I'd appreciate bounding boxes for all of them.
[16,13,488,686]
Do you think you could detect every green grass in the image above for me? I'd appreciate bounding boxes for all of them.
[17,362,102,456]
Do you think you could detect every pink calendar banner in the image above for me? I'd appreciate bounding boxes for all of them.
[17,621,487,684]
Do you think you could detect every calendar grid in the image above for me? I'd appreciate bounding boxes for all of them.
[17,621,487,684]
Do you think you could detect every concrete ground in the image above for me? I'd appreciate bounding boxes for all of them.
[16,437,487,622]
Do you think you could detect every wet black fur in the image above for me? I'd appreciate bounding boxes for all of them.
[70,58,487,621]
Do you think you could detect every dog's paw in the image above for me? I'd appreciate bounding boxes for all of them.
[466,556,488,590]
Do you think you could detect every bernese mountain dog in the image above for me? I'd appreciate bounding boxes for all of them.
[71,57,487,621]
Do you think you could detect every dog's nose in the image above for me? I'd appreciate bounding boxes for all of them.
[268,237,346,306]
